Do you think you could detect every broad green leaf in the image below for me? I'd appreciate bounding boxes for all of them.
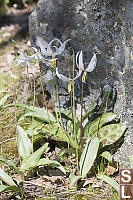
[21,143,48,173]
[100,151,112,163]
[4,103,56,123]
[0,155,21,175]
[82,102,97,122]
[0,94,12,106]
[0,185,22,193]
[26,120,45,136]
[84,113,118,139]
[17,125,32,159]
[69,173,82,187]
[41,123,79,149]
[38,158,66,174]
[18,106,56,123]
[97,174,119,194]
[80,138,99,178]
[0,168,16,186]
[98,124,127,146]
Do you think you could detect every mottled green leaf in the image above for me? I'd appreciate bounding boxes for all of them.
[100,151,112,163]
[69,173,82,187]
[97,174,119,194]
[17,125,32,159]
[98,124,126,146]
[0,168,16,186]
[80,138,99,178]
[21,143,48,173]
[84,113,118,139]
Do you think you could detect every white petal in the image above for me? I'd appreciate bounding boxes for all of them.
[76,51,84,70]
[36,37,49,56]
[56,68,72,82]
[85,53,97,72]
[74,69,82,80]
[54,39,71,56]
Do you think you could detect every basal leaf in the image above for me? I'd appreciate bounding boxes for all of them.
[0,185,22,193]
[100,151,112,163]
[17,125,32,159]
[19,106,56,123]
[0,168,16,186]
[42,123,79,149]
[26,120,45,136]
[98,124,126,147]
[0,155,21,175]
[97,174,119,194]
[38,158,66,174]
[0,94,12,106]
[21,143,48,173]
[84,113,118,139]
[80,137,99,178]
[69,173,82,187]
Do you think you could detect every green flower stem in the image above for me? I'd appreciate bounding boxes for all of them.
[80,79,84,151]
[52,72,58,121]
[56,79,63,126]
[72,50,79,172]
[29,73,36,154]
[105,91,109,113]
[40,69,51,124]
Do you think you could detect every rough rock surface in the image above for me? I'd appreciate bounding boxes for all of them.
[29,0,133,165]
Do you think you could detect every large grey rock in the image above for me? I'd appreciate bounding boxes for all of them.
[29,0,133,166]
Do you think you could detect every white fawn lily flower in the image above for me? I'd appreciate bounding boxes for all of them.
[56,67,82,93]
[31,47,45,64]
[31,47,57,67]
[76,51,97,82]
[36,37,71,57]
[14,52,32,67]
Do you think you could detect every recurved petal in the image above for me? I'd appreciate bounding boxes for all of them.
[74,69,82,80]
[56,67,73,82]
[36,37,49,56]
[85,53,97,72]
[76,51,84,70]
[54,39,71,56]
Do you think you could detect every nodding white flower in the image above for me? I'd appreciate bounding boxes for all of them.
[56,67,82,93]
[36,37,71,57]
[76,51,97,82]
[14,52,32,67]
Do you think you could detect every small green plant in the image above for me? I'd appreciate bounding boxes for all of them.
[0,125,65,199]
[11,37,127,196]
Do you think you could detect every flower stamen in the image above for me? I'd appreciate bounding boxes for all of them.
[68,83,72,93]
